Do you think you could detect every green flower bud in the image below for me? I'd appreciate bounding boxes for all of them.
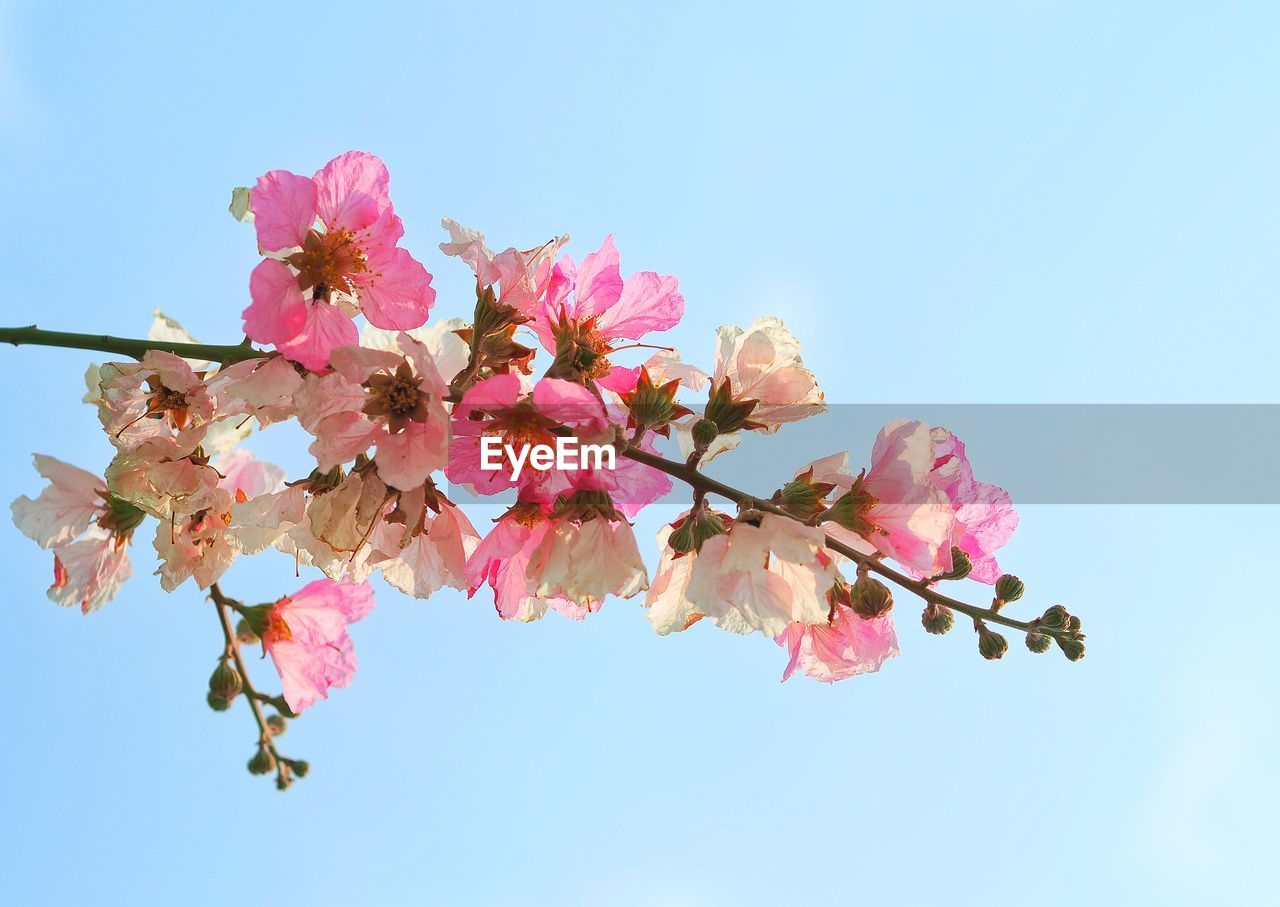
[289,759,310,779]
[978,627,1008,660]
[206,691,232,712]
[235,618,259,645]
[937,547,972,581]
[1056,636,1086,662]
[208,659,242,701]
[1025,631,1052,654]
[247,746,276,776]
[921,603,954,635]
[266,714,287,737]
[849,575,893,619]
[1039,605,1071,631]
[994,574,1024,603]
[1068,615,1082,633]
[667,520,696,554]
[691,417,720,450]
[275,774,292,792]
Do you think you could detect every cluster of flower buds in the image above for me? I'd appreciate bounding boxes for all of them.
[3,151,1084,788]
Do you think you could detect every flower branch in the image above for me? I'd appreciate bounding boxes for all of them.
[2,150,1085,789]
[0,324,265,364]
[208,582,307,790]
[618,442,1083,652]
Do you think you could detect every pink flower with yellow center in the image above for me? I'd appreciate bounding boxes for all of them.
[242,151,435,371]
[258,578,375,714]
[532,236,685,388]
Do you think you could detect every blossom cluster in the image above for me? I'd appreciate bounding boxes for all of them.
[7,152,1081,785]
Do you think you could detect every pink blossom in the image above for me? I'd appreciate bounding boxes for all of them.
[685,514,835,637]
[928,428,1019,584]
[465,500,561,621]
[261,578,375,713]
[103,446,221,519]
[369,492,480,599]
[440,218,568,316]
[447,374,607,496]
[709,317,824,432]
[531,236,684,383]
[152,488,240,591]
[813,420,956,577]
[294,334,450,491]
[152,452,294,591]
[527,507,649,608]
[11,455,138,613]
[49,528,133,614]
[465,497,638,620]
[242,152,435,371]
[776,605,899,683]
[97,351,215,458]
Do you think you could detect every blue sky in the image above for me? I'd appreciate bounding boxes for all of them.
[1,2,1277,904]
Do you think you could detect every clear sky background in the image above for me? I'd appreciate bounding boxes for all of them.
[1,2,1277,904]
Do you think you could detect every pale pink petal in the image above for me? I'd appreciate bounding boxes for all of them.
[48,528,132,613]
[453,373,522,420]
[274,302,359,371]
[313,151,391,232]
[308,411,379,471]
[244,259,308,345]
[374,420,448,490]
[11,455,105,548]
[777,608,899,683]
[570,236,625,318]
[531,378,607,430]
[596,271,684,340]
[358,246,436,330]
[251,169,317,252]
[213,450,285,499]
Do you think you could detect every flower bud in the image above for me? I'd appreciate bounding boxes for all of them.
[275,774,292,791]
[921,603,954,635]
[208,659,242,701]
[691,418,720,450]
[1025,631,1052,654]
[1039,605,1071,631]
[772,471,834,522]
[937,547,972,581]
[206,691,232,712]
[235,618,259,645]
[994,574,1024,603]
[978,626,1008,660]
[290,759,310,779]
[266,714,287,737]
[849,575,893,619]
[1056,636,1086,662]
[1068,615,1081,633]
[668,520,696,554]
[247,746,276,776]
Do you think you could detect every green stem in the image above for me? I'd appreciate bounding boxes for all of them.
[209,582,293,789]
[0,325,265,364]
